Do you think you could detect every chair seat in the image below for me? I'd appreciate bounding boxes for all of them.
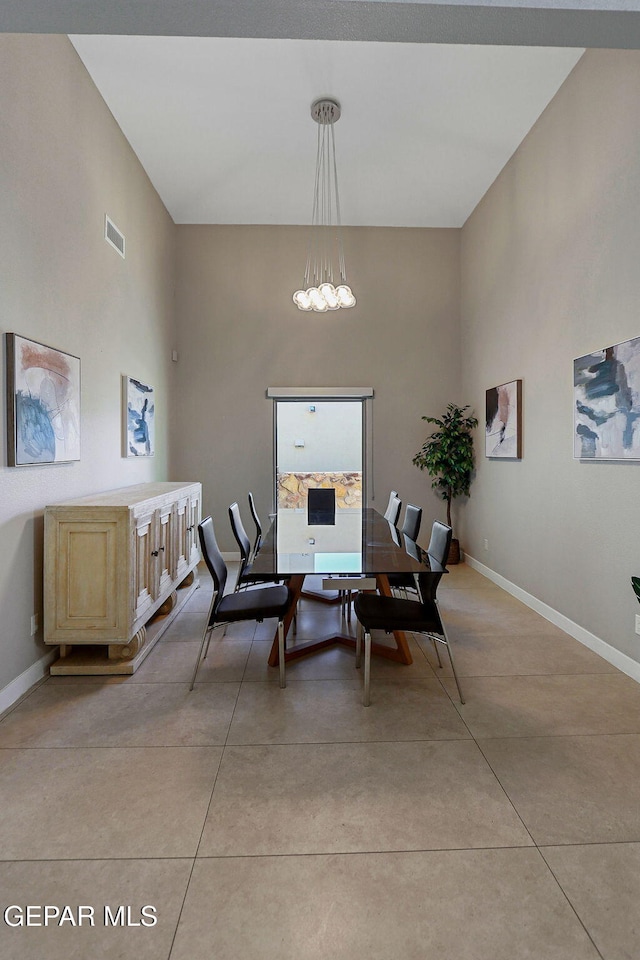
[354,592,442,634]
[387,572,417,590]
[215,584,290,624]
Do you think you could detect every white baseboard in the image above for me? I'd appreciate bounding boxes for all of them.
[0,649,58,717]
[465,554,640,684]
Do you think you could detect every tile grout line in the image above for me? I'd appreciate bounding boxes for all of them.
[537,847,607,960]
[165,854,198,960]
[473,737,538,845]
[464,730,612,954]
[0,838,637,868]
[467,728,627,960]
[170,845,562,861]
[164,743,231,957]
[7,730,640,751]
[166,643,248,958]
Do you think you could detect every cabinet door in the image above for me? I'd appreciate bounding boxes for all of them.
[134,509,157,622]
[45,511,129,643]
[174,494,190,582]
[187,489,202,567]
[157,502,174,596]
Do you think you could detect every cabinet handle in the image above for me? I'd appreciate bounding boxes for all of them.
[160,546,165,552]
[151,550,159,557]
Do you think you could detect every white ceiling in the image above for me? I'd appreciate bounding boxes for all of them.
[70,36,583,227]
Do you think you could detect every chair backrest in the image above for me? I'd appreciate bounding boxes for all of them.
[248,491,262,556]
[383,490,398,520]
[418,520,452,601]
[308,487,336,525]
[198,517,228,613]
[401,503,422,542]
[384,493,402,527]
[229,502,252,578]
[427,520,452,568]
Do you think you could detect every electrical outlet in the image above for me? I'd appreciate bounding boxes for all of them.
[635,614,640,636]
[483,539,489,551]
[30,614,38,636]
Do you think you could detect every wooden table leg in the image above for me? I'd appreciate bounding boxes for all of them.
[267,572,413,667]
[268,573,305,667]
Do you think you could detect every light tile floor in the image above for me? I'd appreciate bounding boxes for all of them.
[2,563,640,959]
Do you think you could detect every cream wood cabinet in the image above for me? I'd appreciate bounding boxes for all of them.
[44,481,202,675]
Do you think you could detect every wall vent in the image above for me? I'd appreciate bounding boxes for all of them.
[104,215,125,258]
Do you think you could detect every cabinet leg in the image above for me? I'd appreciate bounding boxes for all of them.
[108,626,147,660]
[156,590,178,616]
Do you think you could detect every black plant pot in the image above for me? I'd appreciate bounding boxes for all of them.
[447,538,461,565]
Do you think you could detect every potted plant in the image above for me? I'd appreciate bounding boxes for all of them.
[412,403,478,564]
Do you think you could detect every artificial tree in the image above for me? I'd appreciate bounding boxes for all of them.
[412,403,478,562]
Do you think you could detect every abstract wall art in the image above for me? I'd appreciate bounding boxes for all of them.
[574,336,640,460]
[123,375,155,457]
[6,333,81,466]
[485,379,522,459]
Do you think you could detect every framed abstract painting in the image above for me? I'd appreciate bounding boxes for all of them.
[6,333,81,466]
[123,375,155,457]
[485,379,522,459]
[574,336,640,460]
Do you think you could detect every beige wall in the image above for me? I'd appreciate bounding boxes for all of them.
[461,48,640,662]
[173,224,461,551]
[0,35,176,692]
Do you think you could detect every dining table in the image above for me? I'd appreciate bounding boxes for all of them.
[249,505,437,669]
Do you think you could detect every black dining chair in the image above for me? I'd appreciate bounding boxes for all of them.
[354,520,464,706]
[229,501,269,591]
[190,517,294,689]
[388,503,423,596]
[229,501,253,589]
[401,503,422,541]
[229,501,297,629]
[247,491,262,560]
[383,491,402,527]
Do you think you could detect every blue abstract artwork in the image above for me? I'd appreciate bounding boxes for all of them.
[574,336,640,459]
[6,334,81,466]
[124,376,155,457]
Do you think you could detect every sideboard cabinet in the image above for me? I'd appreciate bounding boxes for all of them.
[44,481,201,674]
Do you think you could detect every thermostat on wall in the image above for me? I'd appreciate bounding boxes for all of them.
[294,439,305,447]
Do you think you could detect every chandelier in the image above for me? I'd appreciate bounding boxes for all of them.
[292,98,356,312]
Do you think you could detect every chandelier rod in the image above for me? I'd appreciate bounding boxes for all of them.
[330,119,347,283]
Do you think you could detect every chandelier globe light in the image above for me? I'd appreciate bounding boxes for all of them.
[292,98,356,313]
